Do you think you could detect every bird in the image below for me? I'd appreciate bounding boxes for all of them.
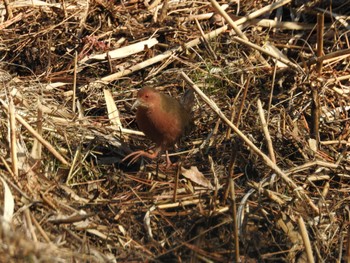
[123,87,194,168]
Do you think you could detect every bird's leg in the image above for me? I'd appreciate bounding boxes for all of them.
[122,147,161,166]
[165,150,172,169]
[155,154,160,178]
[123,147,175,169]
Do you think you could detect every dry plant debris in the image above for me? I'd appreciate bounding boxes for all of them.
[0,0,350,262]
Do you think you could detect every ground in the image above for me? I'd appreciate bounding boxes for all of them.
[0,0,349,262]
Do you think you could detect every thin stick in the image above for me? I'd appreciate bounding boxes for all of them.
[232,36,302,72]
[31,101,43,159]
[0,12,26,31]
[80,38,158,64]
[235,76,250,127]
[178,4,229,22]
[158,0,169,23]
[180,72,319,214]
[230,179,240,262]
[346,226,350,263]
[267,64,277,123]
[234,0,292,26]
[0,157,27,197]
[298,216,315,263]
[303,47,350,67]
[66,145,81,184]
[311,83,320,147]
[72,51,77,113]
[315,7,350,30]
[173,161,180,202]
[24,208,37,242]
[257,99,276,164]
[101,48,178,82]
[76,0,89,38]
[147,0,162,10]
[209,0,247,40]
[316,13,324,75]
[224,141,237,202]
[195,18,217,59]
[181,0,291,27]
[30,212,51,243]
[60,0,67,18]
[3,0,13,19]
[247,18,320,30]
[0,99,69,166]
[9,95,18,177]
[249,181,285,205]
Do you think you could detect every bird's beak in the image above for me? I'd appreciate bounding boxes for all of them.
[131,99,141,110]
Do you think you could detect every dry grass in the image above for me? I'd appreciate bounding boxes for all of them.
[0,0,350,262]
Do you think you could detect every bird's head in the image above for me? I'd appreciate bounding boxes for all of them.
[132,87,161,111]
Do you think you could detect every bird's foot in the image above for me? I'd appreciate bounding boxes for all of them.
[122,150,159,166]
[160,161,173,170]
[165,151,173,169]
[163,161,181,170]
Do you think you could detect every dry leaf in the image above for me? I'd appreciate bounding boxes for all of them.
[181,166,214,189]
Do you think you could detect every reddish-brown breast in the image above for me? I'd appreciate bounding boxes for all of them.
[133,87,192,150]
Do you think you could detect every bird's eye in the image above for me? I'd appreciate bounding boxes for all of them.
[145,95,149,98]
